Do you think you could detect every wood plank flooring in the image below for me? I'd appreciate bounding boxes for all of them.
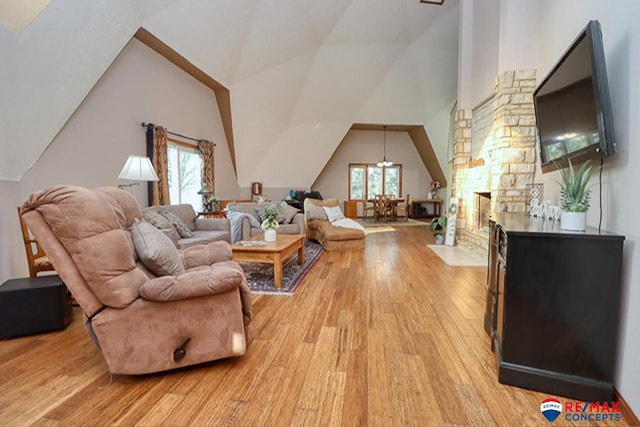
[0,225,633,426]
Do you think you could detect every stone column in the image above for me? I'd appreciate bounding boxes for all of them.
[491,70,537,214]
[450,70,537,256]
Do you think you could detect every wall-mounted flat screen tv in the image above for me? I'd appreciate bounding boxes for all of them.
[534,20,616,173]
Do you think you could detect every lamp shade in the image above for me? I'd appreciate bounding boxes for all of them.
[197,186,213,195]
[118,155,159,182]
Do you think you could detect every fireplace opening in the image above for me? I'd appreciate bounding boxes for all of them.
[475,192,491,232]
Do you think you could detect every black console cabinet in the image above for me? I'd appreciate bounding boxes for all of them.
[487,213,624,402]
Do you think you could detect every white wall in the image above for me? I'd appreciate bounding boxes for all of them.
[533,0,640,414]
[0,37,242,282]
[497,0,537,73]
[457,0,501,108]
[312,129,433,206]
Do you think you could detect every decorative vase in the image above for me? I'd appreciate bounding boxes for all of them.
[264,228,277,242]
[435,234,445,245]
[560,212,586,232]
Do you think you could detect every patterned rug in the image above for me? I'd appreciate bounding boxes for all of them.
[239,240,324,295]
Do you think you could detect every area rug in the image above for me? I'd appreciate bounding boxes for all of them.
[427,244,488,267]
[239,240,324,295]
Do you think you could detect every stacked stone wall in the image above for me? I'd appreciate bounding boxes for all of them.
[451,70,537,258]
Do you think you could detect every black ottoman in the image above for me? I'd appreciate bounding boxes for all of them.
[0,275,73,339]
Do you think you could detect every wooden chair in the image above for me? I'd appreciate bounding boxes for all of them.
[395,194,410,221]
[374,195,392,222]
[362,200,376,221]
[17,207,55,277]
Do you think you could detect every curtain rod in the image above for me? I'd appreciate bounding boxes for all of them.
[140,122,215,146]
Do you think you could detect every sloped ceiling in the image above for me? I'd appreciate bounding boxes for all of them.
[0,0,459,185]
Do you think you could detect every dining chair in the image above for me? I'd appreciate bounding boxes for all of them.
[395,194,410,221]
[362,199,376,221]
[17,207,55,277]
[374,195,391,221]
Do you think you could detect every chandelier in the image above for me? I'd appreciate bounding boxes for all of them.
[377,125,393,167]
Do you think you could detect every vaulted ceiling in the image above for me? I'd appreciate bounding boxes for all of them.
[0,0,459,186]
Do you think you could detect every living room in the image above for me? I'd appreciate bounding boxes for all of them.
[1,0,639,424]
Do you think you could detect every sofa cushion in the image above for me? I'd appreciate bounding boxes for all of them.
[159,209,194,238]
[142,208,172,229]
[280,201,300,224]
[161,204,197,230]
[249,223,301,237]
[176,230,231,249]
[311,220,365,241]
[227,203,261,223]
[132,219,186,277]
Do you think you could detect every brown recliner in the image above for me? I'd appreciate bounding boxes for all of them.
[20,185,252,375]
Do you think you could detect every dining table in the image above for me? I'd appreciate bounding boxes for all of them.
[370,196,405,222]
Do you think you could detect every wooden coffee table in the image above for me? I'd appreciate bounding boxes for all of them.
[231,234,305,288]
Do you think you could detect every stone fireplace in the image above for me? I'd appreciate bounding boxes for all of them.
[475,192,491,232]
[451,70,537,258]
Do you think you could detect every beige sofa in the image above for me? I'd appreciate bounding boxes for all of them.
[226,201,305,242]
[21,185,252,375]
[142,204,231,249]
[304,198,365,251]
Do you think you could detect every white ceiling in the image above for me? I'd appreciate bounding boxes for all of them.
[0,0,460,185]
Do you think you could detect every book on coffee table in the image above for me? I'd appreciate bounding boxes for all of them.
[239,240,266,247]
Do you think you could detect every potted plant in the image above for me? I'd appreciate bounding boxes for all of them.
[258,202,282,242]
[204,195,221,212]
[430,215,447,245]
[556,159,594,232]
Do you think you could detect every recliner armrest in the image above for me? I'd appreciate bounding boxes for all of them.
[139,265,243,302]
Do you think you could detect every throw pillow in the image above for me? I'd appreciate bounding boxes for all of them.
[307,203,328,221]
[159,209,194,238]
[142,209,180,243]
[280,201,299,224]
[131,219,186,277]
[322,205,345,223]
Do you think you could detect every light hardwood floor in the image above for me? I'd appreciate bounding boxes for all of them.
[0,225,633,426]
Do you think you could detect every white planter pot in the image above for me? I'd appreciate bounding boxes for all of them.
[434,234,445,245]
[560,212,586,232]
[264,228,277,242]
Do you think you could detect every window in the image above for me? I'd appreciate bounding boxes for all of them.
[349,163,402,200]
[167,143,203,211]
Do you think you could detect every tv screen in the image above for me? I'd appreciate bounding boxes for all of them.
[534,20,616,173]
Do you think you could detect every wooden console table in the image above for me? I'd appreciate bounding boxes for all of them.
[198,211,226,219]
[487,213,624,401]
[410,198,443,218]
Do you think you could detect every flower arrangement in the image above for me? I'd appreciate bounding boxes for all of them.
[204,195,220,212]
[258,202,282,230]
[430,181,441,199]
